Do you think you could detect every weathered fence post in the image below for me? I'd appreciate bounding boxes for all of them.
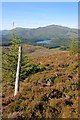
[14,46,22,96]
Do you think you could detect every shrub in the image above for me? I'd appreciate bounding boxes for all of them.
[49,98,58,108]
[20,64,45,80]
[69,39,78,55]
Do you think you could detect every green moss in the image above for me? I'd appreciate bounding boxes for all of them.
[49,99,58,108]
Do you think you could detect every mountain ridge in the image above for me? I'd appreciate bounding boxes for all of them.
[1,24,78,31]
[1,24,78,48]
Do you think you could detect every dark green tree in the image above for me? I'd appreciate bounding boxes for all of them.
[2,22,23,85]
[69,39,78,55]
[2,34,22,84]
[2,29,45,85]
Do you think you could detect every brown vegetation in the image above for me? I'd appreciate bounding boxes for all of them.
[2,45,79,119]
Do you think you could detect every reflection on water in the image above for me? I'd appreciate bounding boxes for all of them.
[36,40,52,44]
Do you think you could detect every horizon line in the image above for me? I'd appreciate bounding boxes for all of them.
[1,24,78,31]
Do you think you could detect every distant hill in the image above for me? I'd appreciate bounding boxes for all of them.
[1,24,78,48]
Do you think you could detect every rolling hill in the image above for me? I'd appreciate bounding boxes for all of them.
[1,24,78,48]
[2,45,79,119]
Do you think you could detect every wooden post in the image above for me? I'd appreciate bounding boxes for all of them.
[14,46,22,96]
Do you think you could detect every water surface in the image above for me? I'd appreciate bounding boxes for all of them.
[37,40,52,44]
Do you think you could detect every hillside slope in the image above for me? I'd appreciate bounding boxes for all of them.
[1,24,78,47]
[2,45,79,119]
